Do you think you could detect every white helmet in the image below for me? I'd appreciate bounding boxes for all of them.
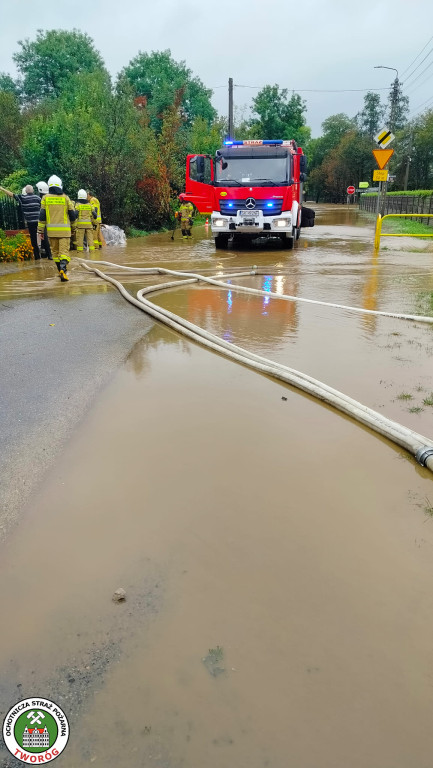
[21,186,28,195]
[36,181,49,194]
[48,175,62,189]
[77,188,87,199]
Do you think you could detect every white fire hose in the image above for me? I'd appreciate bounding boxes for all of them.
[78,259,433,474]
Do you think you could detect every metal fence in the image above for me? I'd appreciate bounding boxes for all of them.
[0,196,26,231]
[359,193,433,226]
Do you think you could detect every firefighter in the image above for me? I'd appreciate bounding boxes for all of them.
[75,189,97,252]
[37,175,76,282]
[35,181,52,260]
[177,194,194,239]
[87,191,102,248]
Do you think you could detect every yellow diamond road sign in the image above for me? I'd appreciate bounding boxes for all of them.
[373,169,389,182]
[374,127,395,148]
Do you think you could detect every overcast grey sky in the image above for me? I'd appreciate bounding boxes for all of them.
[1,0,433,137]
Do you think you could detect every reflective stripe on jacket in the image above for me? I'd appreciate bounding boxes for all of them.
[179,202,194,222]
[90,197,102,223]
[38,195,75,237]
[75,202,96,228]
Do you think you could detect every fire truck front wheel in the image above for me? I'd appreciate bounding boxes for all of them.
[215,234,230,249]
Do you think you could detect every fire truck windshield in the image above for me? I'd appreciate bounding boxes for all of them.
[215,155,288,186]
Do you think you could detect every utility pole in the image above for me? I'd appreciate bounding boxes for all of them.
[228,78,234,140]
[404,129,413,191]
[389,76,399,133]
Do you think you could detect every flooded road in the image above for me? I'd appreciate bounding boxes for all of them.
[1,205,433,767]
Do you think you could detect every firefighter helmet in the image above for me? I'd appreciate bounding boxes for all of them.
[77,189,87,199]
[36,181,49,194]
[48,175,62,189]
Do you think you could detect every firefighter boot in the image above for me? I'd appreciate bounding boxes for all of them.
[59,259,69,282]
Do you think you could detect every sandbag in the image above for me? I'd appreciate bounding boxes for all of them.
[101,224,126,246]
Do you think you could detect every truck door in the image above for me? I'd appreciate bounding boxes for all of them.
[185,155,214,214]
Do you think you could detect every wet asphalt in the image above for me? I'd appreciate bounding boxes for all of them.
[0,290,152,539]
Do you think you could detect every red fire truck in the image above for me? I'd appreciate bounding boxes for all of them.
[184,139,314,249]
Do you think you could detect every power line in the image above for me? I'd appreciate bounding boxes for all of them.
[233,84,392,93]
[402,45,433,85]
[404,60,433,94]
[401,34,433,78]
[410,94,433,116]
[403,56,433,91]
[405,71,433,99]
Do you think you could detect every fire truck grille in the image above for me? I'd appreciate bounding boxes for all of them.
[219,199,283,216]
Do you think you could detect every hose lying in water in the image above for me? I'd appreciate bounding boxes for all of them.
[80,260,433,473]
[77,259,433,325]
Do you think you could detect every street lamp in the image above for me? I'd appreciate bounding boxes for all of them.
[374,65,399,79]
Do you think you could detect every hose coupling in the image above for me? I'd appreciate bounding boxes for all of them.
[415,446,433,467]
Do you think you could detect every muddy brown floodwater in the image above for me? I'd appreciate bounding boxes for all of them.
[1,205,433,767]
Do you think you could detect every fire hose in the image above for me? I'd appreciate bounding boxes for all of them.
[78,259,433,473]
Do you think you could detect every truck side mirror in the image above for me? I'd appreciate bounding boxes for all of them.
[300,155,308,174]
[300,172,306,182]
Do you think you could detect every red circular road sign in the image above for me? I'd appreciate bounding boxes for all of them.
[347,185,355,195]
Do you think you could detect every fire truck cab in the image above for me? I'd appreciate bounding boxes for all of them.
[184,139,313,249]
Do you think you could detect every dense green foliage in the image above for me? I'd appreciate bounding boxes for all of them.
[121,50,216,131]
[13,29,107,102]
[0,91,23,178]
[362,189,433,197]
[1,29,432,223]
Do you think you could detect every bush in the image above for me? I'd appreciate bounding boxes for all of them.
[0,228,33,261]
[362,189,433,198]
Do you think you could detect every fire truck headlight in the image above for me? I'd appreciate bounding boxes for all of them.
[274,218,291,228]
[213,218,227,227]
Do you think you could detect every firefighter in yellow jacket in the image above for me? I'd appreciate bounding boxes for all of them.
[75,189,97,252]
[87,191,102,248]
[37,175,76,282]
[177,194,194,239]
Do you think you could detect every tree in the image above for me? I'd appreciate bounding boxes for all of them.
[249,85,309,144]
[120,50,216,132]
[319,131,375,201]
[13,29,106,103]
[356,92,384,138]
[0,91,23,179]
[22,72,151,227]
[307,113,355,199]
[408,110,433,189]
[0,73,21,99]
[189,116,226,156]
[387,78,409,132]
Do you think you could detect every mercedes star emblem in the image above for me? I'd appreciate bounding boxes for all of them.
[245,197,256,209]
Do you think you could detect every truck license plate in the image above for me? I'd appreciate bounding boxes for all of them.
[239,210,259,217]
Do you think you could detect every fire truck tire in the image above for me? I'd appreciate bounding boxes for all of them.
[215,234,230,249]
[280,234,294,249]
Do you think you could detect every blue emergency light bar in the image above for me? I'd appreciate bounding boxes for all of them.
[224,140,284,146]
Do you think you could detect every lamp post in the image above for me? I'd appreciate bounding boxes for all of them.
[373,66,400,216]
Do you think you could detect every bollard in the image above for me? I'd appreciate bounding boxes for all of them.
[374,215,382,250]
